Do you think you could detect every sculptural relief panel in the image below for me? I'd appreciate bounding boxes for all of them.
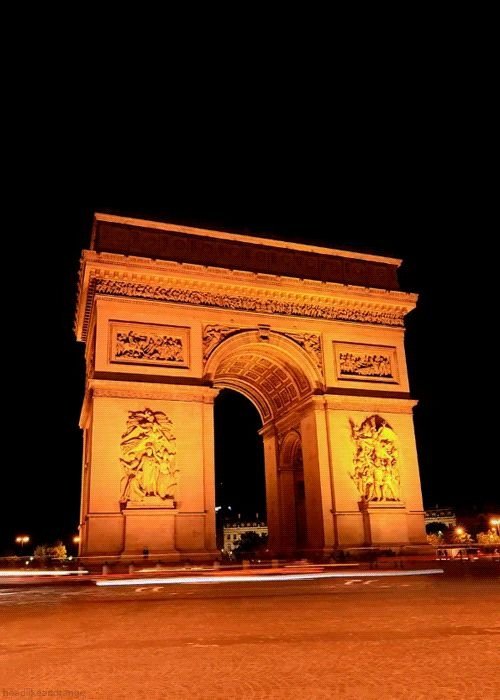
[119,408,178,507]
[333,342,398,384]
[349,414,401,503]
[109,322,190,368]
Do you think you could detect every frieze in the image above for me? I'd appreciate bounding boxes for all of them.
[93,277,405,328]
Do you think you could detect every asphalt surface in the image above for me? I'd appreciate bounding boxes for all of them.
[0,568,498,700]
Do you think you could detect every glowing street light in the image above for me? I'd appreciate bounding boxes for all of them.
[73,536,81,544]
[455,527,464,536]
[15,535,30,550]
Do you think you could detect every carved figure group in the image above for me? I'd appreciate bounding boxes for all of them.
[119,408,178,504]
[349,415,400,502]
[339,352,392,378]
[115,331,184,363]
[95,278,404,327]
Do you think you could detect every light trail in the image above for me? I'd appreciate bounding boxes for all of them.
[96,568,444,587]
[0,570,88,577]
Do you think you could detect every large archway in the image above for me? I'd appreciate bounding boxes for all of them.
[76,214,428,560]
[214,388,266,546]
[205,330,323,556]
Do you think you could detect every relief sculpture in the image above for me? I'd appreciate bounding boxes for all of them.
[202,325,240,360]
[349,415,401,502]
[119,408,178,505]
[115,330,184,363]
[286,333,323,371]
[94,278,405,327]
[339,352,392,378]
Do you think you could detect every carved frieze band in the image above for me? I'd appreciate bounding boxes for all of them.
[93,277,405,328]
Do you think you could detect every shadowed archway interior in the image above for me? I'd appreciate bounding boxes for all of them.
[214,388,265,520]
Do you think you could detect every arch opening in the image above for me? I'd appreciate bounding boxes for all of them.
[205,330,319,424]
[207,332,318,557]
[279,430,308,553]
[214,388,266,556]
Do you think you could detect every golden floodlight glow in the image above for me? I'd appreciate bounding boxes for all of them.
[15,535,30,545]
[76,214,427,559]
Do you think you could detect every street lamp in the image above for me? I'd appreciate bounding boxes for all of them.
[73,536,81,544]
[15,535,30,550]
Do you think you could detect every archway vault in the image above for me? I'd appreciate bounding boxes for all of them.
[204,330,324,424]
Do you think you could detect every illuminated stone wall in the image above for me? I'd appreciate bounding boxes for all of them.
[75,214,426,558]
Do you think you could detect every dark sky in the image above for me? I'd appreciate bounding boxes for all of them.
[1,149,495,554]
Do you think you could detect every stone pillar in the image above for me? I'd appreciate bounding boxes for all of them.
[278,467,297,554]
[80,380,219,560]
[299,397,335,556]
[323,396,426,547]
[261,426,281,555]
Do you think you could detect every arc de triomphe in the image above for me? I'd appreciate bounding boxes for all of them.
[75,214,426,559]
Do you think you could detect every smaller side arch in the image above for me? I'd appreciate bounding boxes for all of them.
[277,428,308,553]
[279,429,302,470]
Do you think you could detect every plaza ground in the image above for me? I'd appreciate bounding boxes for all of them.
[0,567,498,699]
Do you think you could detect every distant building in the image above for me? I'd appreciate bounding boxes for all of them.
[223,520,268,553]
[424,506,456,529]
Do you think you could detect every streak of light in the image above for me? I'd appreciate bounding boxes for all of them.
[96,569,444,587]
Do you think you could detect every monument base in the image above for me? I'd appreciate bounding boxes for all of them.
[122,507,178,556]
[359,500,409,546]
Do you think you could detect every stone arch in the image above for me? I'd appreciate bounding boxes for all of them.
[76,215,426,560]
[279,429,302,469]
[204,330,323,424]
[205,332,322,555]
[277,428,308,552]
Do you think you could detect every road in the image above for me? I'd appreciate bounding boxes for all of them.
[0,570,498,699]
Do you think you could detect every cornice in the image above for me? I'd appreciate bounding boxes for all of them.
[75,253,416,342]
[79,250,414,300]
[87,379,219,403]
[319,394,418,414]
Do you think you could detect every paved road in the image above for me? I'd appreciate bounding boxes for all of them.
[0,571,498,699]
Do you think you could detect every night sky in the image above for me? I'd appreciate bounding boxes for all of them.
[1,168,494,555]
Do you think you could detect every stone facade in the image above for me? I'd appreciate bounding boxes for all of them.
[75,213,426,560]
